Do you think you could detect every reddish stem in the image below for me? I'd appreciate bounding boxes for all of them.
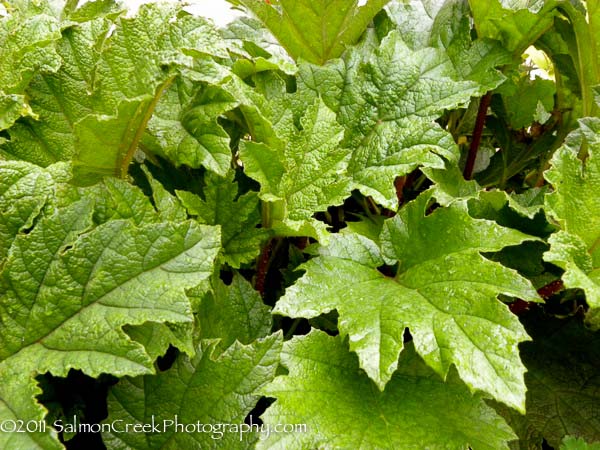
[464,92,492,180]
[255,239,273,297]
[394,176,407,205]
[537,279,564,299]
[509,280,565,316]
[509,299,532,315]
[296,237,309,250]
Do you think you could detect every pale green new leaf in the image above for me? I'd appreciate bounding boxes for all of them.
[229,0,390,65]
[74,5,229,181]
[177,171,269,267]
[64,0,125,22]
[240,97,352,239]
[0,94,37,131]
[501,0,546,12]
[275,191,539,410]
[382,0,444,50]
[88,3,228,111]
[259,330,515,450]
[0,195,220,449]
[1,18,108,166]
[544,118,600,328]
[103,334,282,450]
[74,97,162,183]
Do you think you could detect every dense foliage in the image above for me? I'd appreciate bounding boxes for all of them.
[0,0,599,448]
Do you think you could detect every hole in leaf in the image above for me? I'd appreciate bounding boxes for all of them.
[244,396,276,427]
[36,370,116,449]
[219,268,234,285]
[156,345,179,371]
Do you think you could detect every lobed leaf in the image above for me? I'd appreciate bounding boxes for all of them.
[0,161,59,263]
[259,330,516,449]
[177,171,269,268]
[275,191,540,410]
[197,273,273,352]
[544,118,600,328]
[495,315,600,449]
[301,30,483,209]
[1,3,231,182]
[103,334,282,450]
[0,191,221,448]
[240,96,352,239]
[230,0,390,65]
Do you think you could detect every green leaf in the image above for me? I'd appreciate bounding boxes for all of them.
[475,112,559,188]
[275,191,539,410]
[1,18,109,166]
[177,170,269,267]
[381,0,444,50]
[303,30,482,209]
[431,1,512,91]
[259,330,515,450]
[240,97,351,238]
[141,81,237,176]
[103,333,282,450]
[561,436,600,450]
[58,176,160,226]
[198,273,272,352]
[384,0,511,91]
[0,212,220,366]
[0,161,57,263]
[555,0,600,117]
[544,118,600,328]
[468,189,550,226]
[497,75,556,129]
[507,187,549,219]
[424,163,482,206]
[0,11,62,90]
[230,0,390,65]
[0,195,221,448]
[223,16,296,75]
[0,10,62,129]
[0,94,37,131]
[140,165,187,222]
[1,3,230,181]
[58,160,193,241]
[124,321,195,362]
[64,0,125,22]
[469,0,557,55]
[73,96,169,183]
[496,315,600,449]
